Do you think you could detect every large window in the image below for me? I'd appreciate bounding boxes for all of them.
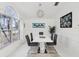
[0,15,10,49]
[0,6,20,49]
[0,15,18,30]
[0,15,10,30]
[0,14,19,49]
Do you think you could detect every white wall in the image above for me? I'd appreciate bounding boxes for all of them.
[54,2,79,57]
[24,18,55,40]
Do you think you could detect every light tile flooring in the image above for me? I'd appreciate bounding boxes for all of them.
[27,46,60,57]
[9,42,60,57]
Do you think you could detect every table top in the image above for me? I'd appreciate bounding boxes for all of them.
[33,35,53,42]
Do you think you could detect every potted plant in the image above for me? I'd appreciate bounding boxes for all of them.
[49,26,56,34]
[49,26,56,40]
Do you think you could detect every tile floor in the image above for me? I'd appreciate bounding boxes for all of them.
[8,42,60,57]
[27,46,60,57]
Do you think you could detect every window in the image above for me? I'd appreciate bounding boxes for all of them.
[0,15,10,30]
[0,15,11,49]
[0,6,20,49]
[12,18,18,30]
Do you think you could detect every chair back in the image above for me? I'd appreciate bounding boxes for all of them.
[51,33,53,40]
[30,33,33,41]
[39,32,43,35]
[25,35,30,46]
[53,34,57,45]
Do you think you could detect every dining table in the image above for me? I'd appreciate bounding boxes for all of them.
[32,35,53,53]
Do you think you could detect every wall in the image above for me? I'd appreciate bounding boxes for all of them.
[24,18,55,40]
[54,2,79,57]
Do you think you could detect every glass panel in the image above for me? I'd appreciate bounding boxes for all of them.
[0,14,20,49]
[12,18,18,30]
[0,15,10,30]
[0,15,10,49]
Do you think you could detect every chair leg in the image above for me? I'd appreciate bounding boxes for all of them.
[37,47,40,53]
[44,49,47,53]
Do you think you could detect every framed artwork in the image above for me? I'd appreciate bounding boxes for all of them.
[32,23,45,28]
[60,12,72,28]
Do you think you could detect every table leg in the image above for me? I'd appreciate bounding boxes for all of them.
[40,42,45,53]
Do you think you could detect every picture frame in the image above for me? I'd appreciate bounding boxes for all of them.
[32,23,45,28]
[60,12,72,28]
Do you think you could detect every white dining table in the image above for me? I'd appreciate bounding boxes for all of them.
[33,35,53,53]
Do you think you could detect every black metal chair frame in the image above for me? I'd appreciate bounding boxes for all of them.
[25,35,39,46]
[46,34,57,46]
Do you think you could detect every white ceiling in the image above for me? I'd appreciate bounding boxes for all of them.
[0,2,62,19]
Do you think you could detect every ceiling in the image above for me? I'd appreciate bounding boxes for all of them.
[0,2,62,19]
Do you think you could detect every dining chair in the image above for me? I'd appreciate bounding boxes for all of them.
[30,33,33,41]
[25,35,40,53]
[25,35,39,46]
[39,32,43,35]
[51,33,53,40]
[53,34,57,45]
[46,34,57,46]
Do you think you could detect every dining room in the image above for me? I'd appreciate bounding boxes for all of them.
[0,2,79,57]
[24,18,58,56]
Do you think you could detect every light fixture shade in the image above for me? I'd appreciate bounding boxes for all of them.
[37,9,44,18]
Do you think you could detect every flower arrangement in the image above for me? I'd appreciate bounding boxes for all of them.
[49,26,56,34]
